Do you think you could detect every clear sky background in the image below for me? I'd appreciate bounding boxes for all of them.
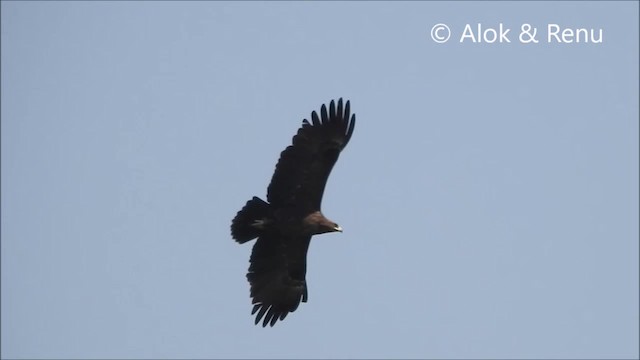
[1,1,638,359]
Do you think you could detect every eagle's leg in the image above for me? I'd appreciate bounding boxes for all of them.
[250,219,271,229]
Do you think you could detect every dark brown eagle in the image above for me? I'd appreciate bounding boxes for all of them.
[231,98,356,327]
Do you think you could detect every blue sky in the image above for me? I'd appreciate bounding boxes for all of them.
[1,1,638,359]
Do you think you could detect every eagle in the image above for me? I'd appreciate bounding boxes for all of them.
[231,98,356,327]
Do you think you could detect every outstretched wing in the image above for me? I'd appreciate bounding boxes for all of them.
[247,234,312,327]
[267,98,356,211]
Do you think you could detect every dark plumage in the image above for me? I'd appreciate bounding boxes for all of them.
[231,98,356,327]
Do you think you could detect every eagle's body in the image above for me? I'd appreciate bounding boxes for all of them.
[231,99,356,327]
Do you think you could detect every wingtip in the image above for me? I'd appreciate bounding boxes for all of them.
[320,104,328,123]
[329,100,336,120]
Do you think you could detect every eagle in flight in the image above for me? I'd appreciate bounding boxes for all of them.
[231,98,356,327]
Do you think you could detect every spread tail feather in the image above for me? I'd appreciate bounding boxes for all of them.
[231,196,270,243]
